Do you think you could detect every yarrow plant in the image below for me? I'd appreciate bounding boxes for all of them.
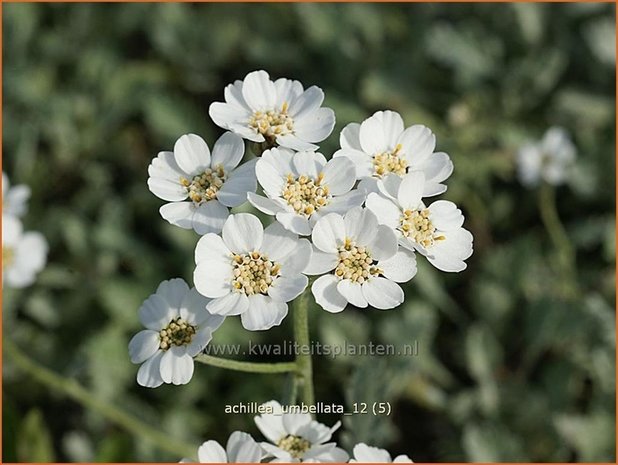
[134,70,474,458]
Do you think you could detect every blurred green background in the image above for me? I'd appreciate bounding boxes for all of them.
[3,3,616,462]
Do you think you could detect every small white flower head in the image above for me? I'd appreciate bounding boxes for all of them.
[2,215,48,288]
[148,132,256,235]
[180,431,264,463]
[517,126,577,187]
[366,171,473,273]
[129,278,224,388]
[248,148,365,236]
[193,213,311,331]
[209,70,336,152]
[334,110,453,197]
[2,172,31,218]
[350,443,413,463]
[254,401,349,463]
[306,207,416,313]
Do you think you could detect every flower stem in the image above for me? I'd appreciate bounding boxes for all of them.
[195,354,297,373]
[538,183,578,295]
[4,339,196,459]
[293,288,315,407]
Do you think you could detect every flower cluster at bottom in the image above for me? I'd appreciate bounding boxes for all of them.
[180,401,412,463]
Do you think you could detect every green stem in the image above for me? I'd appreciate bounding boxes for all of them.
[4,339,196,459]
[293,288,315,406]
[195,354,297,373]
[538,183,578,295]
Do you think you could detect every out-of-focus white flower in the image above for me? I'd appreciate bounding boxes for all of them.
[2,172,31,218]
[2,215,47,288]
[248,148,365,236]
[306,207,416,313]
[209,70,335,152]
[350,443,413,463]
[180,431,264,463]
[129,278,224,388]
[254,401,349,463]
[334,110,453,196]
[366,172,473,273]
[517,126,577,187]
[148,132,256,235]
[193,214,311,331]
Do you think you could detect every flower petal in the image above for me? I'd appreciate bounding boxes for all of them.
[322,157,355,195]
[227,431,263,463]
[194,261,233,298]
[247,192,286,215]
[368,224,398,261]
[312,275,348,312]
[256,158,286,198]
[222,213,264,254]
[372,110,404,148]
[362,277,404,310]
[261,221,301,261]
[398,125,435,167]
[240,295,288,331]
[156,278,189,311]
[289,85,324,120]
[269,274,308,302]
[186,327,213,357]
[174,134,211,174]
[192,200,229,235]
[211,132,246,171]
[366,193,401,231]
[217,167,257,208]
[276,211,312,236]
[339,122,362,150]
[207,292,249,316]
[279,238,312,275]
[159,346,194,385]
[178,287,210,324]
[397,171,425,211]
[294,107,336,144]
[426,228,473,272]
[136,350,164,388]
[333,148,374,179]
[209,103,256,139]
[254,401,286,443]
[378,248,417,283]
[242,70,277,111]
[275,78,304,107]
[359,114,388,155]
[312,213,345,253]
[344,207,377,246]
[197,440,227,463]
[149,178,188,202]
[276,133,318,152]
[129,330,160,364]
[139,294,174,330]
[319,190,366,216]
[428,200,464,231]
[159,202,195,230]
[337,280,368,308]
[282,412,312,435]
[293,151,327,178]
[304,247,338,275]
[195,233,232,265]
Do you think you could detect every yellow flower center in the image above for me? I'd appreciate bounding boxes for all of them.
[373,144,408,177]
[159,317,197,351]
[180,165,226,204]
[2,246,14,269]
[249,102,295,143]
[400,208,445,248]
[334,237,382,283]
[277,434,312,459]
[282,172,330,217]
[231,251,281,295]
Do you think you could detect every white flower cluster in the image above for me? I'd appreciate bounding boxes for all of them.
[134,70,473,386]
[181,400,412,463]
[2,172,48,288]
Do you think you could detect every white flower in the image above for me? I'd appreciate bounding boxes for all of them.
[306,207,416,313]
[248,148,365,236]
[517,126,576,187]
[350,443,413,463]
[193,213,311,331]
[333,110,453,197]
[254,401,349,463]
[180,431,264,463]
[128,278,224,388]
[2,172,31,218]
[148,132,256,235]
[366,171,473,273]
[2,215,48,288]
[209,70,335,152]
